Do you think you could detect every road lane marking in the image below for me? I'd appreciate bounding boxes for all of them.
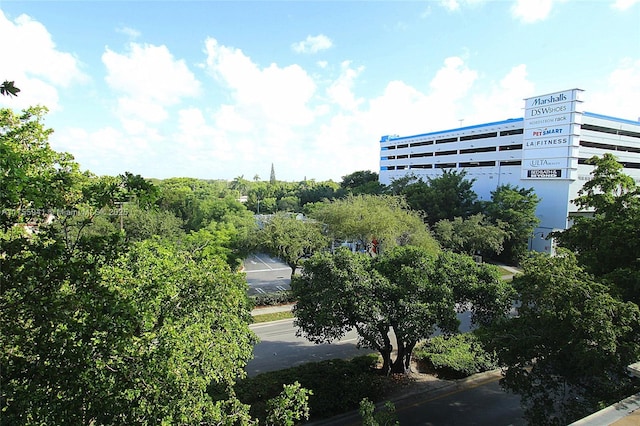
[244,267,291,273]
[253,255,273,269]
[255,288,266,294]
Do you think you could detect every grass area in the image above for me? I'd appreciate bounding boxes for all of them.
[251,310,294,323]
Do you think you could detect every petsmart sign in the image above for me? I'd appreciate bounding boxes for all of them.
[522,88,584,180]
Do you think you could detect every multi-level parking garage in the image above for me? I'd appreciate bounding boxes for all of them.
[379,89,640,253]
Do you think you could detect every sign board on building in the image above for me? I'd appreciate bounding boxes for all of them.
[527,169,562,178]
[522,89,583,180]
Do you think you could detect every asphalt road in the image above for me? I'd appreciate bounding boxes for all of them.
[311,374,525,426]
[244,253,292,296]
[246,318,374,377]
[392,376,525,426]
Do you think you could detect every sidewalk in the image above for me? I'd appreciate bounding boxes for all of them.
[251,303,294,316]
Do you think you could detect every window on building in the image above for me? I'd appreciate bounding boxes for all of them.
[397,154,408,159]
[410,152,433,158]
[459,161,496,167]
[499,144,523,151]
[435,150,457,156]
[436,137,458,144]
[460,132,498,142]
[499,160,522,166]
[410,164,433,169]
[499,129,524,136]
[397,143,409,149]
[459,146,497,154]
[580,140,640,154]
[581,124,640,139]
[410,140,434,147]
[396,165,406,170]
[434,163,456,168]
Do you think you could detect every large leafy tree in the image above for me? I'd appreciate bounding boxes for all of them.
[256,212,329,275]
[554,154,640,304]
[292,247,512,375]
[340,170,386,195]
[433,213,508,257]
[0,106,83,230]
[483,184,540,263]
[310,194,439,256]
[401,170,478,226]
[0,232,259,424]
[481,251,640,425]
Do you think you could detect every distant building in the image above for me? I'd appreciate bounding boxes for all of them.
[379,89,640,253]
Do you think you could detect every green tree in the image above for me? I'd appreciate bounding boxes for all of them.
[1,80,20,97]
[483,184,539,263]
[310,194,439,256]
[0,106,83,230]
[298,180,339,207]
[292,247,511,375]
[402,170,478,226]
[359,398,399,426]
[265,382,313,426]
[256,213,329,275]
[433,213,508,257]
[0,235,258,424]
[481,251,640,425]
[554,154,640,304]
[340,170,386,195]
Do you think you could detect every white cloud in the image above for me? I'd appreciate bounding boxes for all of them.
[116,26,141,39]
[204,37,317,126]
[612,0,639,10]
[439,0,461,11]
[438,0,486,12]
[585,58,640,120]
[0,11,87,110]
[511,0,564,23]
[468,64,535,123]
[291,34,333,54]
[326,61,365,111]
[102,43,201,124]
[51,125,155,175]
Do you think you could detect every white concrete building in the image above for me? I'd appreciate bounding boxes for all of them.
[379,89,640,253]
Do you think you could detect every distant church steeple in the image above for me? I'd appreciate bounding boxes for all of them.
[270,163,276,184]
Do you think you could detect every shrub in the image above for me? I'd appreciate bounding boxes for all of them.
[249,290,295,307]
[231,355,384,421]
[413,333,497,379]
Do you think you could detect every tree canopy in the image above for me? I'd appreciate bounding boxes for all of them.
[401,170,478,226]
[310,194,439,256]
[292,246,513,375]
[483,184,539,263]
[481,251,640,425]
[256,213,329,275]
[433,213,507,258]
[554,154,640,304]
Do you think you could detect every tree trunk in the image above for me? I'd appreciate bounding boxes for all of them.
[379,347,392,376]
[390,338,416,374]
[378,330,394,375]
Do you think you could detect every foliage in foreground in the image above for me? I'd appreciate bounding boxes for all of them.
[359,398,400,426]
[481,251,640,425]
[1,236,259,424]
[413,333,497,379]
[231,355,384,422]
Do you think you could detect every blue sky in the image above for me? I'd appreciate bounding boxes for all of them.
[1,0,639,182]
